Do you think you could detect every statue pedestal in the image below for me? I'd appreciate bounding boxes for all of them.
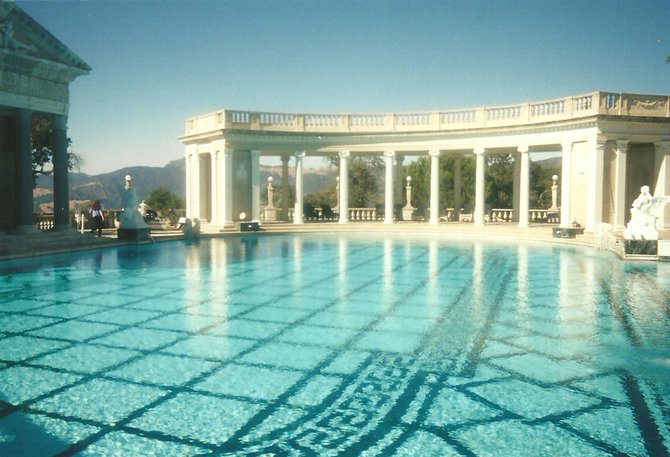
[264,208,277,222]
[402,207,415,221]
[117,228,152,242]
[623,239,657,255]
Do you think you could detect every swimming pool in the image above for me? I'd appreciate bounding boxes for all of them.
[0,233,668,456]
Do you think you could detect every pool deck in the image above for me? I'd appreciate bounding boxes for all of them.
[0,222,613,261]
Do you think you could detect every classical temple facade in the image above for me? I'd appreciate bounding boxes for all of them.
[180,92,670,233]
[0,2,90,234]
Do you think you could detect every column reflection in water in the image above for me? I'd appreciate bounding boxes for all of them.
[338,237,348,300]
[427,240,439,307]
[293,236,303,288]
[558,250,597,340]
[473,242,484,314]
[626,262,665,342]
[383,238,393,300]
[517,244,529,330]
[558,250,571,328]
[209,240,229,317]
[185,245,203,330]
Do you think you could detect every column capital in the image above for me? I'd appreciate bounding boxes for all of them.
[428,149,441,157]
[295,150,306,159]
[339,150,350,159]
[655,141,670,154]
[384,150,395,158]
[53,114,67,130]
[561,141,572,152]
[517,145,529,154]
[594,136,608,150]
[615,139,629,153]
[473,147,485,156]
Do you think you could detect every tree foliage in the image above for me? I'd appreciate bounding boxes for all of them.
[404,153,560,215]
[327,155,384,207]
[146,188,183,211]
[404,155,476,214]
[31,113,81,186]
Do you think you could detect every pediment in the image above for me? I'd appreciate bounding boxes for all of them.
[0,2,90,75]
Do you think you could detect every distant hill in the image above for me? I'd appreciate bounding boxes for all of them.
[535,156,561,170]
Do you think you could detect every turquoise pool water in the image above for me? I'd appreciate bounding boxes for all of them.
[0,233,669,456]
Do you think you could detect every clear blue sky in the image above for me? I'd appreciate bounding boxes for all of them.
[16,0,670,175]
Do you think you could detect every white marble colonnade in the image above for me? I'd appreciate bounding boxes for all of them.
[184,139,670,234]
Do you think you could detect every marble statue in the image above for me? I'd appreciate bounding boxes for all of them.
[119,175,149,229]
[623,185,670,240]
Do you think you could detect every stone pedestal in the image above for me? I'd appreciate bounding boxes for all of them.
[264,208,277,222]
[552,227,585,239]
[623,239,657,255]
[402,207,415,221]
[117,228,151,242]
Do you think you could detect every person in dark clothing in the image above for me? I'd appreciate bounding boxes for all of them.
[89,200,104,237]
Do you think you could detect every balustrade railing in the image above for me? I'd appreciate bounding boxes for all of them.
[269,206,559,224]
[35,214,54,231]
[185,91,669,136]
[441,110,476,124]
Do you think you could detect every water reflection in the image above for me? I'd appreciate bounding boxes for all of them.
[516,244,529,325]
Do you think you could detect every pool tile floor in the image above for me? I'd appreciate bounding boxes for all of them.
[0,236,668,456]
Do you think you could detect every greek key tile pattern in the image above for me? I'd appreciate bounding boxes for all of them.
[0,235,668,456]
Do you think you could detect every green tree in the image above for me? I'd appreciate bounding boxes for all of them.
[486,154,515,208]
[327,156,384,207]
[530,162,560,208]
[31,113,82,186]
[404,155,476,215]
[146,188,183,212]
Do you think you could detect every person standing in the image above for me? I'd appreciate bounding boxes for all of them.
[89,200,104,237]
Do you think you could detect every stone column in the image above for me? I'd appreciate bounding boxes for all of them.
[453,156,462,220]
[429,149,441,225]
[281,153,290,221]
[512,151,521,222]
[293,151,305,224]
[518,145,530,228]
[220,148,233,226]
[384,150,395,224]
[210,150,218,225]
[191,150,201,220]
[474,147,486,226]
[614,140,628,230]
[395,154,405,206]
[560,141,573,227]
[17,109,36,233]
[251,150,261,221]
[586,137,606,232]
[654,141,670,229]
[184,147,192,219]
[339,150,350,223]
[52,115,70,231]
